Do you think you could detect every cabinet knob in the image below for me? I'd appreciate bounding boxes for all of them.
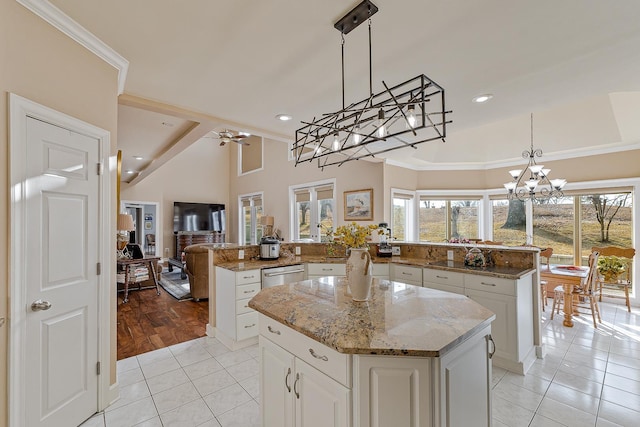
[268,325,281,335]
[285,367,292,392]
[309,348,329,361]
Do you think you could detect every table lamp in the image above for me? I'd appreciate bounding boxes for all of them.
[117,213,135,258]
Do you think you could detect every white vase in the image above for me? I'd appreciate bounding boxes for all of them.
[346,248,372,301]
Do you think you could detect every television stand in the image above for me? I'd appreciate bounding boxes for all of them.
[167,257,187,279]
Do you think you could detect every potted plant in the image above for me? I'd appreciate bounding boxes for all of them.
[597,255,626,282]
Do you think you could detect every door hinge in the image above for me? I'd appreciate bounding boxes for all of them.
[97,162,104,175]
[96,362,101,375]
[97,262,101,275]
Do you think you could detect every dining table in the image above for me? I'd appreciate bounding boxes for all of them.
[540,264,589,327]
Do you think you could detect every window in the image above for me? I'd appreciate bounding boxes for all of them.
[291,181,335,242]
[533,196,574,265]
[391,190,415,241]
[239,193,263,245]
[580,192,632,263]
[239,136,263,175]
[492,199,527,246]
[419,197,480,242]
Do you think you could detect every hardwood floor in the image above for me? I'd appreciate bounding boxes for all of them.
[116,285,209,360]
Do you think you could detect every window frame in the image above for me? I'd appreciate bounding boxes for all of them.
[238,192,264,245]
[289,179,336,242]
[390,188,416,242]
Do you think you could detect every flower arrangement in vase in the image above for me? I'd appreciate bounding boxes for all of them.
[330,222,379,301]
[597,255,626,282]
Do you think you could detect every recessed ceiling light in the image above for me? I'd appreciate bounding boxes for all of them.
[126,170,136,174]
[472,94,493,103]
[276,114,292,121]
[133,156,144,160]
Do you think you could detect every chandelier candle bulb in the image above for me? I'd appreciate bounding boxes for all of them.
[406,104,417,128]
[353,126,362,145]
[332,133,340,151]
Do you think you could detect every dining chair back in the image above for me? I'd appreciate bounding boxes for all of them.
[538,247,553,310]
[591,246,635,312]
[551,251,602,328]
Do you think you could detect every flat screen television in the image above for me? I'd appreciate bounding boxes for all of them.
[173,202,225,233]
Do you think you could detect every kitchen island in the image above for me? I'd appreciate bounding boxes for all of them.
[249,276,496,427]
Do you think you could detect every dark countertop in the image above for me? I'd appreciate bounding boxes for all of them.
[248,276,496,357]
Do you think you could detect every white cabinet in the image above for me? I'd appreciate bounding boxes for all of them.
[259,313,492,427]
[354,326,492,427]
[422,267,535,375]
[422,268,465,295]
[215,267,260,349]
[371,263,389,280]
[260,316,351,427]
[306,263,346,279]
[390,264,422,286]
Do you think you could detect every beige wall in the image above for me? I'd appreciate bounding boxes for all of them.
[121,138,231,257]
[1,1,119,425]
[228,138,385,242]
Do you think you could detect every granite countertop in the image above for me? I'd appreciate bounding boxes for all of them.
[249,276,496,357]
[214,254,535,279]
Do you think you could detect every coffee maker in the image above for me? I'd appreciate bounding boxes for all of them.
[376,223,392,257]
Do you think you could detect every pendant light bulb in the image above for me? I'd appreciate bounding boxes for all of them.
[406,104,417,129]
[332,133,340,151]
[353,125,362,145]
[376,108,386,138]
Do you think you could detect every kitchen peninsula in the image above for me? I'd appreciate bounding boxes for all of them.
[249,276,496,427]
[208,241,542,374]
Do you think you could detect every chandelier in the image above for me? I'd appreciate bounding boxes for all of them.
[292,0,451,169]
[504,114,567,201]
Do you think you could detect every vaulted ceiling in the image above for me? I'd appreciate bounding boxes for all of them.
[48,0,640,182]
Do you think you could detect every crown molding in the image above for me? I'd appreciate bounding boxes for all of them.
[16,0,129,94]
[386,140,640,171]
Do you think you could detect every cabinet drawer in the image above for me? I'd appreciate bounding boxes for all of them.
[423,269,464,288]
[236,311,259,341]
[465,275,516,296]
[258,314,351,387]
[235,269,261,286]
[236,298,253,315]
[236,283,260,300]
[371,263,389,277]
[423,282,465,295]
[392,264,422,284]
[307,263,346,276]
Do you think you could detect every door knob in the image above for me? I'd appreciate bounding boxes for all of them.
[31,300,52,311]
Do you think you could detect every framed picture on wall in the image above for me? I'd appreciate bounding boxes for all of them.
[344,189,373,221]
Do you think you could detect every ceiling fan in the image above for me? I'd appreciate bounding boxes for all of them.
[206,129,251,146]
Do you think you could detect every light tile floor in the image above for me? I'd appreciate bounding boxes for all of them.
[82,300,639,427]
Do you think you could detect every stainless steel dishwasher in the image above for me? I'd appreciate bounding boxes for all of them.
[261,264,305,288]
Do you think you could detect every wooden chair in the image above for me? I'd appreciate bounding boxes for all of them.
[591,246,635,312]
[551,251,601,328]
[539,247,553,310]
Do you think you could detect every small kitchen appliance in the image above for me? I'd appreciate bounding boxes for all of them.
[376,223,393,257]
[260,236,281,260]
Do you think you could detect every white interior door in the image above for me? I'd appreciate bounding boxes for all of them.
[23,116,99,427]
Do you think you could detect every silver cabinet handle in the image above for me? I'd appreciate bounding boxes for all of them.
[268,325,281,335]
[436,275,448,279]
[285,367,292,392]
[243,289,256,294]
[31,300,51,311]
[309,348,328,361]
[402,271,411,275]
[293,373,300,399]
[244,323,256,328]
[488,334,496,359]
[481,282,496,287]
[321,268,333,271]
[242,275,256,280]
[264,269,305,277]
[0,317,5,327]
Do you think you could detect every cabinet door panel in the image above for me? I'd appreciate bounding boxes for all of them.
[295,358,351,427]
[260,337,295,427]
[442,332,491,427]
[466,289,516,362]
